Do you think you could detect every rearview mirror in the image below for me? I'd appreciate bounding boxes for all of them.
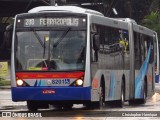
[4,24,13,48]
[93,34,100,51]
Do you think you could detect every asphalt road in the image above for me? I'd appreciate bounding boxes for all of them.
[0,84,160,120]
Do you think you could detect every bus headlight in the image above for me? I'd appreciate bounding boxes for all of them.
[76,79,83,86]
[17,79,24,86]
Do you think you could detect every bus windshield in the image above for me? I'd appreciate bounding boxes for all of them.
[15,29,86,71]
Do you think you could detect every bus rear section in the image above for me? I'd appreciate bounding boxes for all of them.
[11,11,91,110]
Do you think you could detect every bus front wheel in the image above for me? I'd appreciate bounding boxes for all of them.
[27,101,38,111]
[85,82,105,109]
[62,104,73,110]
[85,81,105,109]
[96,82,105,109]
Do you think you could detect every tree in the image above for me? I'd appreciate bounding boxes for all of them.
[141,0,160,41]
[142,11,160,41]
[150,0,160,12]
[131,0,151,23]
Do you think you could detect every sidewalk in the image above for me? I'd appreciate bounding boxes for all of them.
[155,83,160,86]
[155,83,160,93]
[0,85,11,89]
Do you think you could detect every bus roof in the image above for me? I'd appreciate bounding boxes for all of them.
[115,18,137,24]
[28,6,104,16]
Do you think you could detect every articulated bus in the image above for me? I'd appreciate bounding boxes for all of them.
[10,6,159,110]
[155,32,159,83]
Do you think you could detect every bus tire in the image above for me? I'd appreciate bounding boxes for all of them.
[97,81,105,109]
[27,101,38,111]
[117,81,125,107]
[128,100,135,105]
[87,81,105,110]
[62,104,73,110]
[129,81,147,105]
[84,102,93,109]
[138,81,147,104]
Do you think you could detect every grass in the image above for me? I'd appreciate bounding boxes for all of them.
[0,77,11,86]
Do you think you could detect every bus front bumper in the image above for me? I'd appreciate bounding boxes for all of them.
[11,87,91,101]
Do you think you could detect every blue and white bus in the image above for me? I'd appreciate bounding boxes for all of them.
[155,33,159,83]
[10,6,159,110]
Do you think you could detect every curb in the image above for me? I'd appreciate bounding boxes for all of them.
[0,86,11,89]
[155,83,160,86]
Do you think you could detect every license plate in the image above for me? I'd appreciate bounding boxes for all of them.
[42,89,56,94]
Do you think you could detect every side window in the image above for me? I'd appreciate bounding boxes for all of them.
[134,32,140,69]
[134,32,154,70]
[143,36,154,64]
[134,32,145,69]
[90,24,101,62]
[91,23,130,70]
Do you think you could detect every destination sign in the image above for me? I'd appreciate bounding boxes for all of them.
[16,17,86,27]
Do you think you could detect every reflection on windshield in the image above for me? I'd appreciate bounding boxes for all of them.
[15,30,86,71]
[53,27,71,47]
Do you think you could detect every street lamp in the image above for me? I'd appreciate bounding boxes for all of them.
[112,8,118,15]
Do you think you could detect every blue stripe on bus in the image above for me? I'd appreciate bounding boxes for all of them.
[135,47,151,99]
[155,75,159,83]
[108,72,115,99]
[34,80,38,87]
[11,87,91,101]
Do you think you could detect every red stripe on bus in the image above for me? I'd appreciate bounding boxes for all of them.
[16,72,84,79]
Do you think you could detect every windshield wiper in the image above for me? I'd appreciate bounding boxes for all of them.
[32,30,45,48]
[31,28,46,58]
[53,27,71,47]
